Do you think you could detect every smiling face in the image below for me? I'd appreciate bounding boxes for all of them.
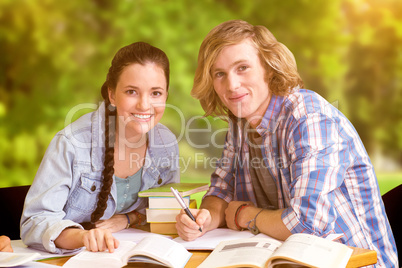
[212,39,271,128]
[108,62,167,139]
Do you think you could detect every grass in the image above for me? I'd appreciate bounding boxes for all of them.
[183,172,402,208]
[377,172,402,195]
[181,176,210,209]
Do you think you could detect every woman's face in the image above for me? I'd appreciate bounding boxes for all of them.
[109,62,167,139]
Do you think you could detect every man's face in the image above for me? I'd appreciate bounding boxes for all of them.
[212,39,271,128]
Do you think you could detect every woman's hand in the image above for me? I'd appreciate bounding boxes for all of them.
[95,214,129,233]
[55,227,119,252]
[82,228,120,252]
[0,235,13,252]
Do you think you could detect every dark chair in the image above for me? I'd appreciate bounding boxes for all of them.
[0,185,30,240]
[382,184,402,266]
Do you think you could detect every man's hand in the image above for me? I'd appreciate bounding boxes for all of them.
[175,208,211,241]
[225,201,254,230]
[0,235,13,252]
[176,196,229,241]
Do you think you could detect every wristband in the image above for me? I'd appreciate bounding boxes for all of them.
[247,208,264,235]
[125,213,131,229]
[234,204,250,231]
[133,211,144,228]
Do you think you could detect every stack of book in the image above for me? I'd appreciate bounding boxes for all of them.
[138,182,209,235]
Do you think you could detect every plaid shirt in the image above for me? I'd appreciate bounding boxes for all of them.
[205,89,398,267]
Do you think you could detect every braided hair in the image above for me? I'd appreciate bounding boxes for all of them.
[81,42,170,229]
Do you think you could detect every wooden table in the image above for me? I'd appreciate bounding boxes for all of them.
[39,246,377,267]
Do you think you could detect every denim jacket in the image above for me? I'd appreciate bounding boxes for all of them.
[20,102,180,253]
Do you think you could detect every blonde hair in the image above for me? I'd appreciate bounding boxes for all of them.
[192,20,304,117]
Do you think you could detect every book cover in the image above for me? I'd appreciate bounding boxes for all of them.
[146,208,180,223]
[150,222,178,235]
[146,199,197,223]
[138,182,209,197]
[148,196,190,209]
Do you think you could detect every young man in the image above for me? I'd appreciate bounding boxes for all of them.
[176,20,398,267]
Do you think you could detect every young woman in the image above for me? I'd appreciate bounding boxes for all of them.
[21,42,179,254]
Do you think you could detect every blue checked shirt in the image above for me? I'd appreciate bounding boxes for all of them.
[205,89,398,267]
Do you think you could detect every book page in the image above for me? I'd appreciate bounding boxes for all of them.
[198,237,282,268]
[10,240,78,260]
[63,241,137,268]
[11,261,60,267]
[112,227,172,243]
[267,233,353,268]
[0,252,41,267]
[129,235,192,268]
[173,228,270,250]
[268,259,306,268]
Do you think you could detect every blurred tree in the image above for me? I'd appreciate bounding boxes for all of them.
[0,0,235,185]
[0,0,401,187]
[343,0,402,164]
[217,0,348,101]
[0,0,130,185]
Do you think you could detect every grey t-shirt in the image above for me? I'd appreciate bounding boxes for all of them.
[248,130,278,210]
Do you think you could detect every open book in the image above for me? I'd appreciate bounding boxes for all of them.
[198,233,353,268]
[173,228,276,250]
[0,252,41,267]
[63,235,191,268]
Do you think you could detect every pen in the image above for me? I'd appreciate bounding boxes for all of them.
[170,187,202,232]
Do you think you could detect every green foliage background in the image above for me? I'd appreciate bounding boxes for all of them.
[1,0,401,189]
